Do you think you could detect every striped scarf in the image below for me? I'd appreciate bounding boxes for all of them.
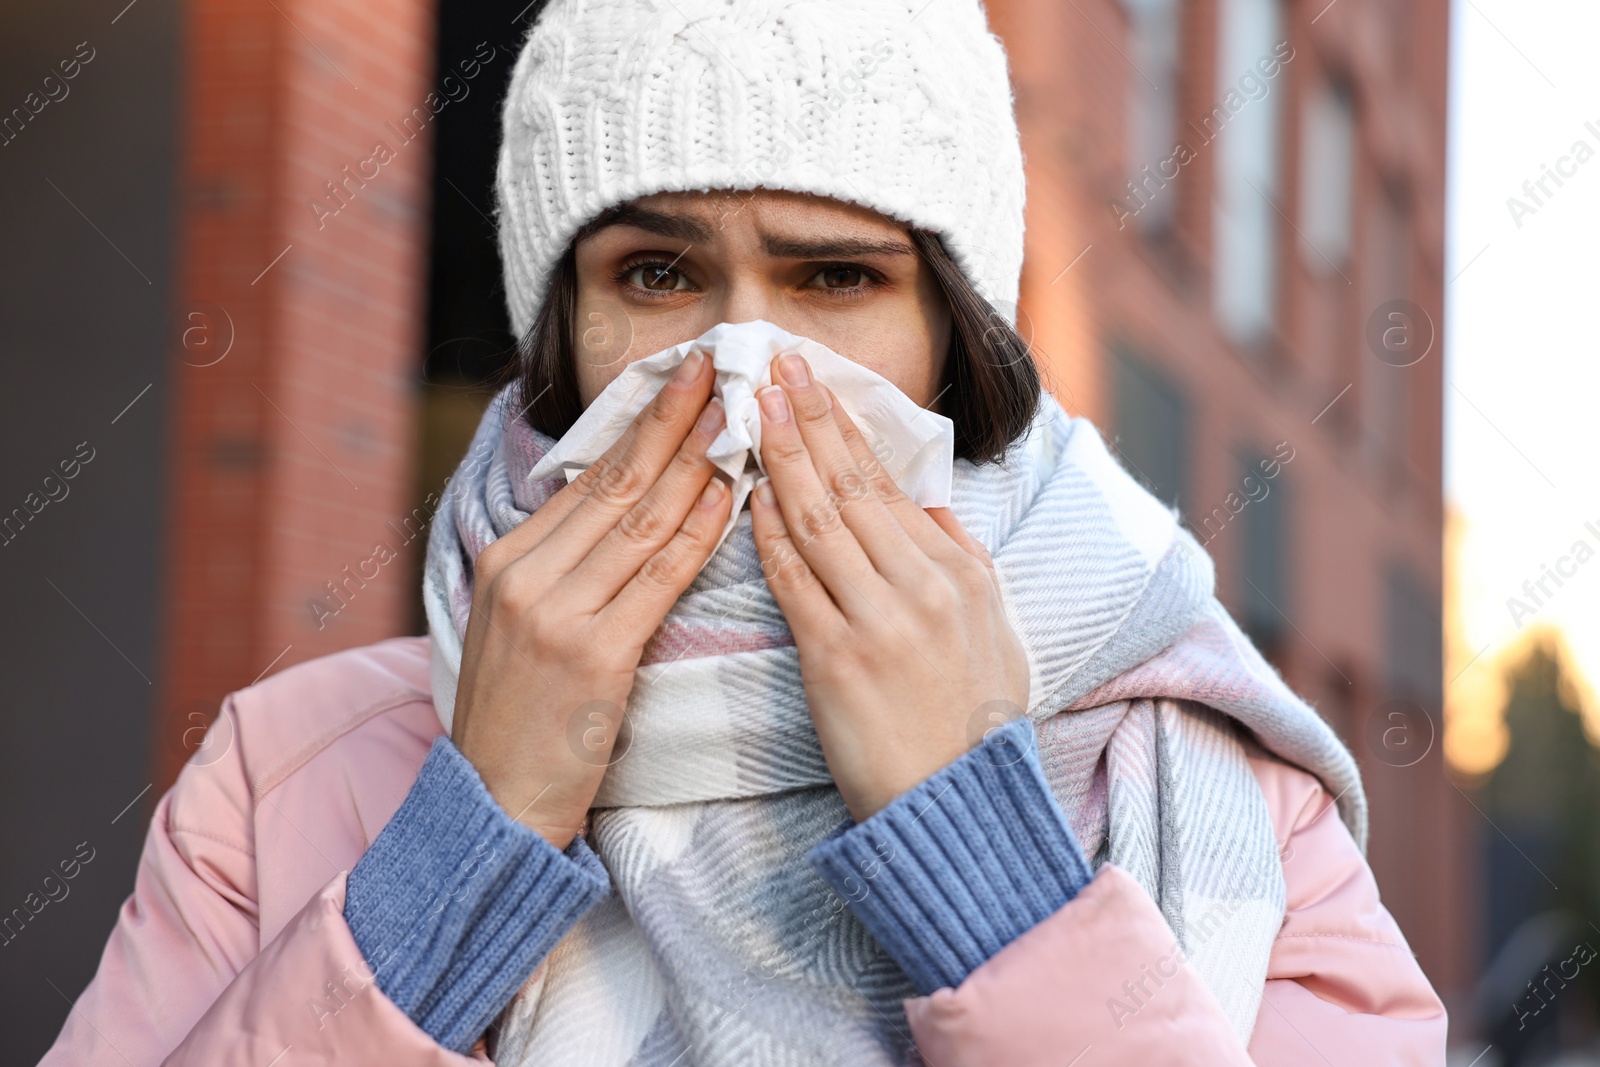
[421,380,1366,1064]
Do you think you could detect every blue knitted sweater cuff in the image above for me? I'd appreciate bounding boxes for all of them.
[805,715,1093,996]
[344,735,611,1054]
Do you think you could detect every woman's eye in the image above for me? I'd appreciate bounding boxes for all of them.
[614,260,879,297]
[622,262,690,291]
[817,266,867,289]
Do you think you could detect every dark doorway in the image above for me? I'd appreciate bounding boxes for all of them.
[408,1,546,634]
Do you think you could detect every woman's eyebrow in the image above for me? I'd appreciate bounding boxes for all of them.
[761,234,916,259]
[586,203,916,259]
[588,204,714,244]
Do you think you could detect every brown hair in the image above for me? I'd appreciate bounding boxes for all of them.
[505,220,1041,464]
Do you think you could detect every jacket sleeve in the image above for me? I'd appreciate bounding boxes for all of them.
[806,715,1094,995]
[899,758,1449,1066]
[37,792,484,1065]
[1243,757,1449,1063]
[36,708,604,1065]
[343,735,610,1053]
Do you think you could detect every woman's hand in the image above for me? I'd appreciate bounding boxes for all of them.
[749,353,1031,824]
[451,350,733,851]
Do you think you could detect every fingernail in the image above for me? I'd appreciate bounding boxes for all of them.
[699,478,726,508]
[779,353,810,388]
[674,349,705,385]
[759,386,790,423]
[754,478,775,506]
[696,397,725,434]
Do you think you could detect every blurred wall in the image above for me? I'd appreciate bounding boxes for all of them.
[0,2,179,1062]
[151,0,436,794]
[1,0,440,1058]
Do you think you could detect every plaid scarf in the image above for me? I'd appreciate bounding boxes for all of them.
[421,380,1366,1064]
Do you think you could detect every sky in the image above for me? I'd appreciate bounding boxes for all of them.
[1444,0,1600,773]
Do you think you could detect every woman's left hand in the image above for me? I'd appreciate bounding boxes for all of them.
[750,353,1032,824]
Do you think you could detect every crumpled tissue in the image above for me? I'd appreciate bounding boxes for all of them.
[526,319,955,557]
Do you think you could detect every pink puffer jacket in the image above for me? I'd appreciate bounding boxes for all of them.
[40,636,1447,1065]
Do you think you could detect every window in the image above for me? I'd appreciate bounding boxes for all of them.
[1112,346,1190,511]
[1297,80,1355,270]
[1360,188,1413,470]
[1237,449,1289,664]
[1210,0,1287,345]
[1386,563,1441,708]
[1122,0,1183,234]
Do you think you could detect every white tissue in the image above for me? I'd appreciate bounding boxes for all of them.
[526,319,955,557]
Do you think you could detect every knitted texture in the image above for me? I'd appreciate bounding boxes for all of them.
[421,378,1367,1063]
[493,0,1028,337]
[344,735,611,1054]
[807,716,1094,995]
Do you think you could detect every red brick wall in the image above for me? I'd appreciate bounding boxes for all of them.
[156,0,435,790]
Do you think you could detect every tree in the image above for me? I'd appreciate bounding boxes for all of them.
[1482,632,1600,922]
[1478,632,1600,1061]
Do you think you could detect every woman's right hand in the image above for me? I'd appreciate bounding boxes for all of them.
[450,350,731,851]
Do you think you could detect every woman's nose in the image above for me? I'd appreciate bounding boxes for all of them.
[714,278,785,330]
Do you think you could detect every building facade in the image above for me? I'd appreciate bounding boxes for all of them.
[986,0,1469,1015]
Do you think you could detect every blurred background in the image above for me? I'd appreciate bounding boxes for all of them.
[0,0,1593,1062]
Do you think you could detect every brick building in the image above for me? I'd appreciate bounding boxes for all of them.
[985,0,1469,1016]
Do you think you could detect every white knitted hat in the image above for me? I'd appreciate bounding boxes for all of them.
[493,0,1027,338]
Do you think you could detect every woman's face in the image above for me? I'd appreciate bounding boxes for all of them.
[570,188,952,409]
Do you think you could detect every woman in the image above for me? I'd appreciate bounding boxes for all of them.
[42,0,1447,1064]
